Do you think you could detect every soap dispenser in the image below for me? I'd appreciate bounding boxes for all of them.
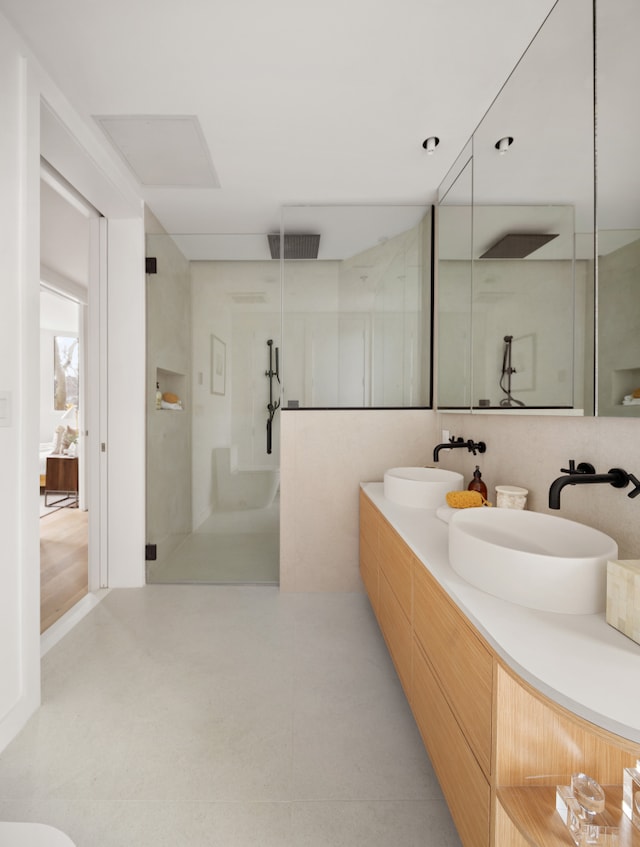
[155,381,162,410]
[468,466,488,499]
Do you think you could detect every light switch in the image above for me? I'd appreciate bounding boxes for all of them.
[0,391,11,427]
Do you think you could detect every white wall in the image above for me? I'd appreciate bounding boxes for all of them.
[0,18,41,753]
[105,219,146,588]
[0,11,145,752]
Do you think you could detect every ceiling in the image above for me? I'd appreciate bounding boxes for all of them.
[1,0,560,260]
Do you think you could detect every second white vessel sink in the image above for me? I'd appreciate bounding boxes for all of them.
[448,507,618,614]
[383,467,463,509]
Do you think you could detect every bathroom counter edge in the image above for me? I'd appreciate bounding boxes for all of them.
[361,482,640,745]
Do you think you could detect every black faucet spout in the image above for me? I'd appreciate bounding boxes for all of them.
[433,437,486,463]
[548,465,629,509]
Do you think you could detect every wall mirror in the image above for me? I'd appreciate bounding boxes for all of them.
[279,205,433,409]
[596,0,640,417]
[438,0,600,414]
[437,145,472,409]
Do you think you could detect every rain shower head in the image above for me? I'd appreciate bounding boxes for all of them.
[268,233,320,260]
[479,232,559,259]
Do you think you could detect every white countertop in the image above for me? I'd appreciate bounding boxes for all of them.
[362,482,640,745]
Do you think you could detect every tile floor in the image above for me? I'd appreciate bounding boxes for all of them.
[147,499,279,585]
[0,587,461,847]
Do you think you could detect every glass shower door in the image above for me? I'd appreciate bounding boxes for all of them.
[145,232,281,584]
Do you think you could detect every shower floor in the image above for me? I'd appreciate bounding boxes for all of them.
[147,496,279,585]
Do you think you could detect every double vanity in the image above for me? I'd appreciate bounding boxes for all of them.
[359,472,640,847]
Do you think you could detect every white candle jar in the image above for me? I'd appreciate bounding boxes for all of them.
[495,485,528,509]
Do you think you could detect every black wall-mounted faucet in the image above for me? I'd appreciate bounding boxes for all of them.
[548,459,640,509]
[433,436,487,463]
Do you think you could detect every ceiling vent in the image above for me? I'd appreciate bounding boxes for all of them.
[268,233,320,260]
[479,233,559,259]
[94,115,220,188]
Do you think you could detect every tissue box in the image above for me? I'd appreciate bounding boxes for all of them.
[606,560,640,646]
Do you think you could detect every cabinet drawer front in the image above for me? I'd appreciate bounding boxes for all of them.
[413,561,493,776]
[379,571,412,698]
[359,533,379,614]
[359,490,380,552]
[413,641,490,847]
[378,517,413,620]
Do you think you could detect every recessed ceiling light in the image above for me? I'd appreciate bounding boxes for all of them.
[495,136,514,154]
[422,136,440,154]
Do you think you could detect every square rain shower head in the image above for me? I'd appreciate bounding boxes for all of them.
[268,233,320,259]
[479,232,559,259]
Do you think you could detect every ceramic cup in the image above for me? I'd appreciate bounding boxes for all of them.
[495,485,528,509]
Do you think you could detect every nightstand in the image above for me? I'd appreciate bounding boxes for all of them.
[44,455,78,507]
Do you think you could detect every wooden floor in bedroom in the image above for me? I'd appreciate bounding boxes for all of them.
[40,507,88,633]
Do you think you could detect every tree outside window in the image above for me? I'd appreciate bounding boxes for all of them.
[54,335,79,411]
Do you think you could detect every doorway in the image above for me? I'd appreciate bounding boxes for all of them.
[39,163,95,631]
[145,235,281,585]
[39,287,87,630]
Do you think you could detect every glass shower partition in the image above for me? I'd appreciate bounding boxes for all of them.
[145,231,281,585]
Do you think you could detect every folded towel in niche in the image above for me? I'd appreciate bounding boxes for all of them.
[160,400,183,410]
[622,395,640,405]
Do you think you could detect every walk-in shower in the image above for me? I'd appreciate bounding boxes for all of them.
[145,231,281,585]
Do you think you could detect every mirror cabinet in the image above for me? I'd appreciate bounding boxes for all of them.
[437,0,639,417]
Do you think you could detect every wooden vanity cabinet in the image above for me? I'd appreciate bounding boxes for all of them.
[413,561,493,777]
[378,570,413,697]
[413,639,491,847]
[359,490,640,847]
[359,490,492,846]
[378,516,413,619]
[359,491,380,615]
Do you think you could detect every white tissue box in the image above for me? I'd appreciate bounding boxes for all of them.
[606,560,640,646]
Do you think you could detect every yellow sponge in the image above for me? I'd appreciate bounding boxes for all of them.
[446,490,492,509]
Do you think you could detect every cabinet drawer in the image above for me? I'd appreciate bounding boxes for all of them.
[413,640,490,847]
[413,560,493,776]
[359,490,380,549]
[379,571,412,698]
[359,532,379,614]
[378,517,413,620]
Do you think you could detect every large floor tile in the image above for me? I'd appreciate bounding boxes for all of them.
[291,799,462,847]
[0,800,294,847]
[0,587,460,846]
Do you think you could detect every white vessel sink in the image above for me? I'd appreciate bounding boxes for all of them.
[383,467,463,509]
[448,508,618,614]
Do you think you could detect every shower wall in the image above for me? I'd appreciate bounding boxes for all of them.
[191,261,281,527]
[438,258,588,408]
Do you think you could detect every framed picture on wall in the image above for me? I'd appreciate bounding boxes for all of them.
[211,335,226,395]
